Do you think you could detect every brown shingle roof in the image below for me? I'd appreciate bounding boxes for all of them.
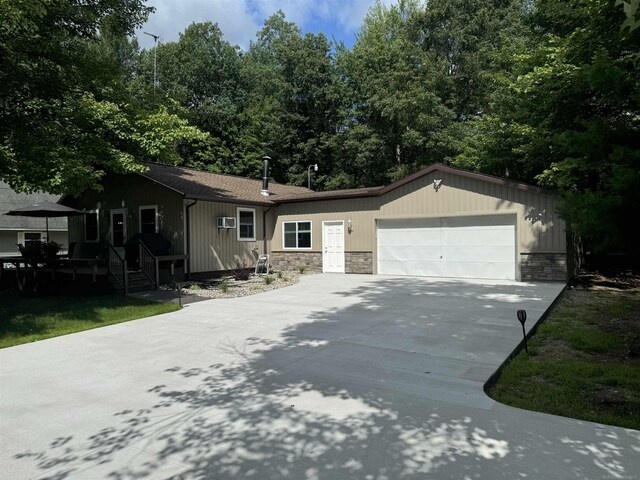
[139,163,311,206]
[276,163,551,203]
[276,186,383,202]
[136,162,551,207]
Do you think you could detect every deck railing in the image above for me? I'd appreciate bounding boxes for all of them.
[107,244,128,294]
[138,240,159,289]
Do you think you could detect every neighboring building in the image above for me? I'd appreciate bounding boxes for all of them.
[0,182,68,256]
[62,162,570,282]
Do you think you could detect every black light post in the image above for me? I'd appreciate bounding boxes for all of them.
[517,309,528,353]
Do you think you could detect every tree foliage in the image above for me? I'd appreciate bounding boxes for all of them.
[2,0,638,252]
[453,0,640,252]
[0,0,207,195]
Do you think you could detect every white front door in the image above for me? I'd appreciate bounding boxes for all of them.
[322,221,345,273]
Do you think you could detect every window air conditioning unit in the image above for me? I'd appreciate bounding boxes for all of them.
[217,217,236,229]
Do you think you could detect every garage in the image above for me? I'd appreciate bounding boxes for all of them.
[274,163,567,281]
[377,214,517,280]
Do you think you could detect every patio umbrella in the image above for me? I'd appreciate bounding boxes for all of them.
[5,202,85,242]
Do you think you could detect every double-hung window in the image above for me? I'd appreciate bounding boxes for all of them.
[18,232,45,245]
[85,210,99,242]
[283,221,312,249]
[139,205,158,234]
[237,208,256,241]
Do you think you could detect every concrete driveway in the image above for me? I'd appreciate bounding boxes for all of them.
[1,275,639,479]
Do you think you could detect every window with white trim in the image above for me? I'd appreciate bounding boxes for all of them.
[283,221,312,249]
[237,208,256,241]
[139,205,158,234]
[85,210,99,242]
[18,232,45,245]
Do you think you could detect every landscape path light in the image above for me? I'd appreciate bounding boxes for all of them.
[517,309,528,353]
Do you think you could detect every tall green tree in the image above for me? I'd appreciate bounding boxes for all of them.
[133,22,247,173]
[241,12,340,185]
[411,0,528,120]
[335,1,454,186]
[0,0,207,195]
[455,0,640,252]
[333,0,527,188]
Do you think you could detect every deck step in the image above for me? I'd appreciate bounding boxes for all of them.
[108,269,155,292]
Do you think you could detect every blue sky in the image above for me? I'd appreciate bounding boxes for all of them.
[136,0,391,50]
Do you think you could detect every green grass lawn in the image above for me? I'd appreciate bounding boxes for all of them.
[489,274,640,430]
[0,292,180,349]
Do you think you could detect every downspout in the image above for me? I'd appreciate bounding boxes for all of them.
[263,205,272,255]
[185,199,198,280]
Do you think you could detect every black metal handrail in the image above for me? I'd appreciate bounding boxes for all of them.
[107,244,128,294]
[138,240,159,289]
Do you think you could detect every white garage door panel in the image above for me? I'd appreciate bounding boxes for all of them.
[377,215,516,280]
[440,245,514,263]
[377,260,446,277]
[441,227,515,246]
[377,246,442,262]
[382,229,442,246]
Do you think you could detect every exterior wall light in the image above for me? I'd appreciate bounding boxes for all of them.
[347,219,353,233]
[434,178,443,191]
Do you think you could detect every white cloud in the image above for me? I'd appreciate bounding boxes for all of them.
[137,0,260,49]
[136,0,395,50]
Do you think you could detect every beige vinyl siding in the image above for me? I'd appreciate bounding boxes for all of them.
[188,200,267,273]
[66,174,185,255]
[272,170,566,274]
[377,171,565,253]
[272,197,378,253]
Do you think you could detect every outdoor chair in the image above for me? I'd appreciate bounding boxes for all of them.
[58,242,76,259]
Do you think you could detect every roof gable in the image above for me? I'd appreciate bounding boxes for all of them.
[275,163,550,203]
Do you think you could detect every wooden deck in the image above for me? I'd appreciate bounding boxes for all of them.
[0,256,108,291]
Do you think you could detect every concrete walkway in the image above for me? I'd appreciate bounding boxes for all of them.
[1,275,638,479]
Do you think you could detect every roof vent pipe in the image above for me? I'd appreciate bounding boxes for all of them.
[261,156,271,196]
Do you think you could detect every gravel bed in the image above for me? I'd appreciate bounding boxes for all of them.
[160,271,305,299]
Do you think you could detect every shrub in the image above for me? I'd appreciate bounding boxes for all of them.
[299,265,307,274]
[264,275,274,285]
[232,261,251,281]
[277,271,283,279]
[220,280,229,293]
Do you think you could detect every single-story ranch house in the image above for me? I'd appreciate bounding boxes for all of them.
[61,162,571,283]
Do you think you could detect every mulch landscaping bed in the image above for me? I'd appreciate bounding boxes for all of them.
[161,271,305,300]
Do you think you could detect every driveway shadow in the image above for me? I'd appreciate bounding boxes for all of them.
[8,277,640,479]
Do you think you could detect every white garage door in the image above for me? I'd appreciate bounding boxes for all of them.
[377,215,516,280]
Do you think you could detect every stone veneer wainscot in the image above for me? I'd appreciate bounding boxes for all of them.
[270,251,374,274]
[520,253,567,281]
[270,251,322,273]
[345,251,373,274]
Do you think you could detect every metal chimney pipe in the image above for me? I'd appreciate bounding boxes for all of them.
[261,156,271,196]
